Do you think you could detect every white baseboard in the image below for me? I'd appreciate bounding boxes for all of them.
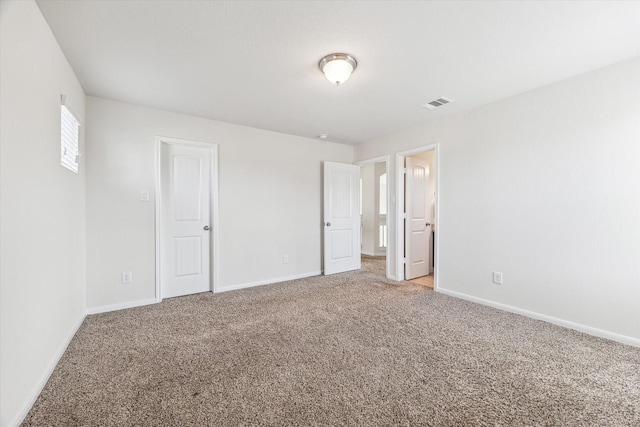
[217,271,321,293]
[9,312,86,427]
[86,297,158,315]
[438,288,640,348]
[361,251,386,257]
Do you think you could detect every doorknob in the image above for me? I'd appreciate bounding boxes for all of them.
[203,225,210,231]
[325,222,331,226]
[425,222,431,227]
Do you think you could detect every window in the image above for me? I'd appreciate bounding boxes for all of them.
[378,173,387,248]
[379,173,387,215]
[61,96,80,173]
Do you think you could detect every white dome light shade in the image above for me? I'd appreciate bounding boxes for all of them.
[319,53,357,86]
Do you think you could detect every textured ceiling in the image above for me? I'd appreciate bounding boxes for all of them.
[37,1,640,145]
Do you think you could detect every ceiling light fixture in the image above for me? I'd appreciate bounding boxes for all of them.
[319,53,357,86]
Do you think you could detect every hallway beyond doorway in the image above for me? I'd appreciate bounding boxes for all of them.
[408,275,434,289]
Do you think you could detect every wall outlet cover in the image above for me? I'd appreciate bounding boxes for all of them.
[493,272,503,285]
[122,272,132,283]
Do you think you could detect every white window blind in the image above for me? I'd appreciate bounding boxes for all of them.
[61,96,80,173]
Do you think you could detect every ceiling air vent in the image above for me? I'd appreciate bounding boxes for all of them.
[422,97,453,110]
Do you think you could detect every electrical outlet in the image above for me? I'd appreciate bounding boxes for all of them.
[122,271,132,284]
[283,255,289,264]
[140,190,150,202]
[493,271,503,285]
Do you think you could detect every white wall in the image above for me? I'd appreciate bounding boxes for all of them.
[0,1,87,426]
[85,97,353,310]
[355,58,640,344]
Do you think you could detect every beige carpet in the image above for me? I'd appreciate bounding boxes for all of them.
[23,258,640,426]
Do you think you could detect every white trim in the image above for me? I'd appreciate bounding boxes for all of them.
[155,136,220,302]
[434,147,440,290]
[438,288,640,348]
[355,155,388,165]
[86,298,158,315]
[217,271,322,293]
[155,140,162,302]
[395,155,404,283]
[8,313,86,427]
[395,144,440,290]
[355,155,391,280]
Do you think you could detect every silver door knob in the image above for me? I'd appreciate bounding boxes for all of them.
[203,225,210,231]
[325,222,331,226]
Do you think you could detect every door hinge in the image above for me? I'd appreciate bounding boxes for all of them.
[402,167,407,174]
[402,212,407,219]
[403,257,407,264]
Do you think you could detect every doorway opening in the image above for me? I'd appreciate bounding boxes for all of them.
[396,145,438,290]
[356,156,390,280]
[155,137,219,301]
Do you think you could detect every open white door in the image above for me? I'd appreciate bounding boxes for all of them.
[161,143,211,298]
[323,161,361,275]
[405,157,431,280]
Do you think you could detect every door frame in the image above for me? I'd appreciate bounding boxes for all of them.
[395,144,439,290]
[155,136,219,301]
[355,155,391,280]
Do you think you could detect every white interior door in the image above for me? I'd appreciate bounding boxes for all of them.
[405,157,431,280]
[323,161,361,275]
[161,143,211,298]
